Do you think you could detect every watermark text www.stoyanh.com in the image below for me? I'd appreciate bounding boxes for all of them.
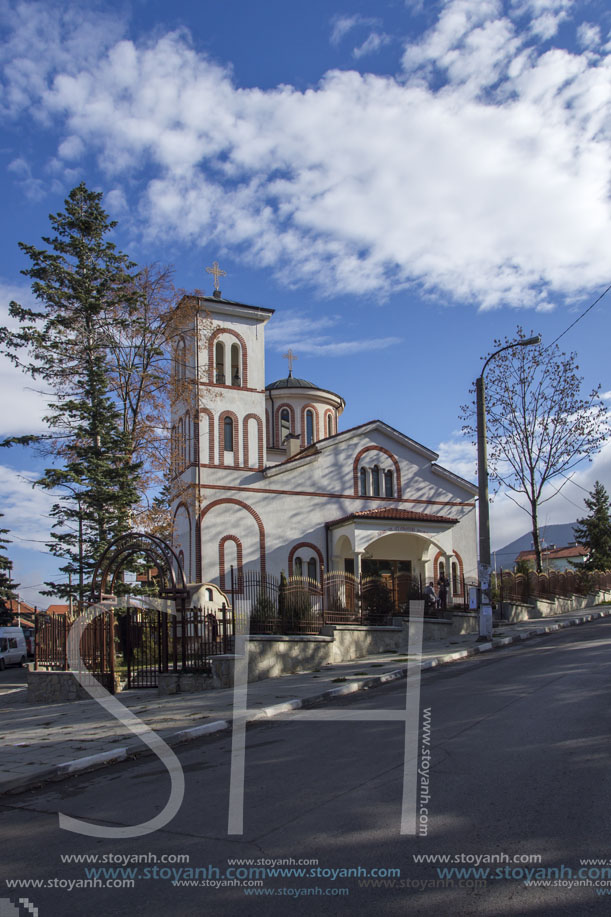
[418,707,432,836]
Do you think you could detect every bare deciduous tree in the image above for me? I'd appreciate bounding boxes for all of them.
[462,328,608,573]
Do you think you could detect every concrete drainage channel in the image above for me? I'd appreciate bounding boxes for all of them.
[3,606,611,796]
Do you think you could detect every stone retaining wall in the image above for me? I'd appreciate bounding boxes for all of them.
[26,668,120,704]
[501,589,611,623]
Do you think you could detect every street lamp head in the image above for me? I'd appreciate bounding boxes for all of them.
[519,335,541,346]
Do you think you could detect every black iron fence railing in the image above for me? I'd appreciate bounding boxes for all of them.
[35,603,235,691]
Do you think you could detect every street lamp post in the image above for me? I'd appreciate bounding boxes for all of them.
[476,335,541,639]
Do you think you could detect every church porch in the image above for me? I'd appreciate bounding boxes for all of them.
[327,509,466,613]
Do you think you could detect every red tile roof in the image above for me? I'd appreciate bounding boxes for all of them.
[45,604,71,616]
[328,508,459,527]
[516,545,587,562]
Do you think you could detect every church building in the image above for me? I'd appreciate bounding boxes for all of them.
[170,272,478,606]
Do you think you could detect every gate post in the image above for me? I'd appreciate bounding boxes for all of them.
[63,616,69,671]
[222,603,228,653]
[180,596,187,671]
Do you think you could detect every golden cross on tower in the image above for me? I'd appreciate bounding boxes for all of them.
[206,261,227,292]
[283,348,298,377]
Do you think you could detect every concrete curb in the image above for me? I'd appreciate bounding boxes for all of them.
[3,605,610,795]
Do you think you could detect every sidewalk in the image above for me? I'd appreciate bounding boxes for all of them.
[2,604,611,795]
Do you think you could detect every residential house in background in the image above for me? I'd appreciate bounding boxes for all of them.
[515,543,587,571]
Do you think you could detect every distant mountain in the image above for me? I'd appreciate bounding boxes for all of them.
[493,523,578,569]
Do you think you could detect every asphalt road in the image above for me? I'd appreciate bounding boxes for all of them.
[0,663,26,689]
[3,619,611,916]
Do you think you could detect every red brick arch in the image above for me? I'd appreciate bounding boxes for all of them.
[198,407,215,465]
[172,501,192,581]
[352,445,402,498]
[174,336,187,384]
[219,535,244,592]
[218,411,239,466]
[185,411,191,464]
[288,542,324,583]
[323,409,335,439]
[208,328,249,386]
[275,402,296,447]
[300,404,320,447]
[433,550,448,585]
[452,551,465,597]
[200,498,266,576]
[243,413,264,468]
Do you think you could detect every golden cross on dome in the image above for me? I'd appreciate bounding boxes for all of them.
[283,348,298,376]
[206,260,227,292]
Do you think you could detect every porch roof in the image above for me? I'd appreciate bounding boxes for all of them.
[327,507,459,528]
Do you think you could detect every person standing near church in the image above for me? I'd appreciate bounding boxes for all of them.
[437,575,448,611]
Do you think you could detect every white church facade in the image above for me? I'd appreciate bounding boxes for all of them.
[170,286,478,606]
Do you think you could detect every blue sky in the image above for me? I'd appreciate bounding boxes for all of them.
[1,0,611,607]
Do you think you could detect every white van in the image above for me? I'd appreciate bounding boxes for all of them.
[0,626,27,669]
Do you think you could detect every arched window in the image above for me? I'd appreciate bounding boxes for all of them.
[178,417,184,467]
[305,410,314,445]
[294,557,303,577]
[327,414,333,438]
[171,425,177,475]
[231,343,241,386]
[372,465,380,497]
[280,408,290,443]
[215,341,225,384]
[175,339,186,383]
[224,416,234,452]
[452,561,459,594]
[384,470,394,498]
[307,557,317,581]
[360,467,368,496]
[439,560,445,581]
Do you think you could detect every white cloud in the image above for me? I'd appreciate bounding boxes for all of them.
[438,427,611,551]
[265,311,401,356]
[330,14,379,46]
[2,2,611,310]
[0,464,55,547]
[57,133,84,159]
[353,33,391,59]
[577,22,601,51]
[437,435,477,483]
[7,155,45,199]
[105,186,128,215]
[511,0,574,40]
[0,0,127,118]
[0,281,50,437]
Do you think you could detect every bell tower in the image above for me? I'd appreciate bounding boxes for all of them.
[169,267,274,584]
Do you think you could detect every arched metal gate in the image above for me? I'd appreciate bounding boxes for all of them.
[90,532,232,689]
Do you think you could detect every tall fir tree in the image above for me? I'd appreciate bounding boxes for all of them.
[1,183,142,603]
[0,514,19,625]
[573,481,611,571]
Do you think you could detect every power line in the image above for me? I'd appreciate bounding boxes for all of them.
[546,282,611,350]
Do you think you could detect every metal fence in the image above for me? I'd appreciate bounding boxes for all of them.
[497,568,611,604]
[35,603,235,691]
[118,604,234,688]
[228,568,464,633]
[231,570,324,635]
[35,611,116,692]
